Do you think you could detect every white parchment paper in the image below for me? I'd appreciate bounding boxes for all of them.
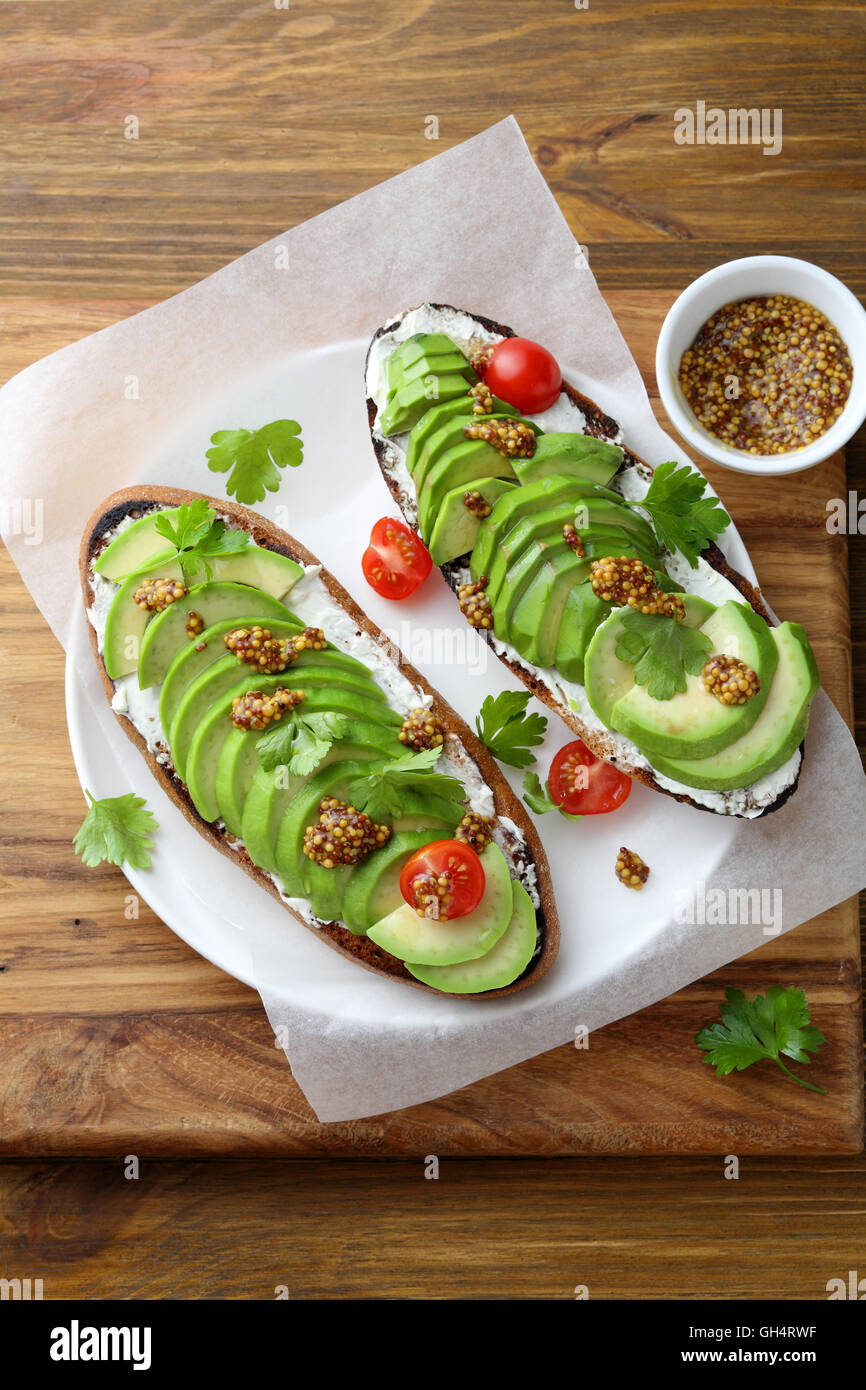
[2,117,864,1122]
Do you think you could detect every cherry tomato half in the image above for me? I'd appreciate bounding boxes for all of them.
[361,516,432,600]
[483,337,562,414]
[548,739,632,816]
[399,839,486,921]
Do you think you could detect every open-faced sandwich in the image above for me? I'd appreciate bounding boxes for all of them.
[366,304,821,819]
[80,487,558,997]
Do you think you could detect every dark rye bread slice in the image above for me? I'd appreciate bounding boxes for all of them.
[80,485,559,999]
[366,304,804,819]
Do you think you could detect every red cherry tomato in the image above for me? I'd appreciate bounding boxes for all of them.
[483,337,562,414]
[399,839,486,921]
[548,739,632,816]
[362,516,432,600]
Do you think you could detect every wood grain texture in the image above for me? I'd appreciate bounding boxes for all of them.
[0,293,860,1156]
[0,0,864,1301]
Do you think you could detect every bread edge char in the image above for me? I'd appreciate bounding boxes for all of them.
[79,484,560,999]
[365,303,804,819]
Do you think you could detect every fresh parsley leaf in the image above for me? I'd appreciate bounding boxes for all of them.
[154,500,251,583]
[346,747,465,822]
[73,789,158,870]
[206,420,304,505]
[625,461,730,568]
[522,772,582,822]
[475,691,548,769]
[257,710,348,776]
[696,986,826,1094]
[615,609,712,701]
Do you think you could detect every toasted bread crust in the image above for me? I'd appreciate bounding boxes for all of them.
[366,304,804,818]
[80,486,559,998]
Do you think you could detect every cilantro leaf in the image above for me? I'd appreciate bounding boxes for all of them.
[154,500,251,583]
[522,772,582,822]
[475,691,548,769]
[346,747,465,822]
[696,987,826,1093]
[73,789,159,870]
[206,420,304,505]
[257,710,348,776]
[615,609,712,700]
[625,461,730,568]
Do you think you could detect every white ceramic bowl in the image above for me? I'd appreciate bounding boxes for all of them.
[655,255,866,476]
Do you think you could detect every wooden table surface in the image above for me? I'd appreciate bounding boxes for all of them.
[1,0,865,1299]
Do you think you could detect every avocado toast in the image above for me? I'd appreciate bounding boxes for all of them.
[81,486,559,998]
[366,304,820,819]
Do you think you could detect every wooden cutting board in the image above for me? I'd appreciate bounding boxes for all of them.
[0,291,861,1155]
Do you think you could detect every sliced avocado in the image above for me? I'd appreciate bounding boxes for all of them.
[389,351,472,398]
[390,332,462,369]
[553,581,610,683]
[367,843,513,966]
[418,440,516,541]
[471,474,599,582]
[273,761,372,896]
[304,861,355,924]
[584,594,715,726]
[158,613,302,731]
[649,622,819,791]
[427,477,517,567]
[171,657,395,786]
[404,393,517,475]
[102,546,303,680]
[569,495,658,555]
[379,373,474,436]
[484,499,590,605]
[217,720,400,840]
[512,433,623,488]
[407,879,537,993]
[340,829,445,934]
[412,411,538,493]
[94,508,183,580]
[141,588,300,689]
[510,548,588,667]
[573,522,662,567]
[610,601,779,760]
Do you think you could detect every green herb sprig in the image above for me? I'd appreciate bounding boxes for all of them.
[476,691,547,769]
[154,498,250,584]
[696,986,826,1093]
[615,609,712,701]
[73,790,159,870]
[206,420,304,505]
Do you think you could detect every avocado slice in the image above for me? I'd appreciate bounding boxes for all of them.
[216,719,400,840]
[407,879,537,993]
[510,548,589,667]
[427,477,518,567]
[417,440,517,541]
[512,433,623,488]
[389,350,473,398]
[412,410,538,494]
[404,393,518,475]
[340,829,447,934]
[610,601,779,760]
[140,587,301,689]
[273,761,372,896]
[584,594,716,726]
[171,655,394,785]
[649,623,819,791]
[102,546,304,680]
[304,861,355,924]
[484,499,590,605]
[378,372,475,436]
[367,843,513,966]
[390,332,462,370]
[94,508,183,580]
[158,613,302,731]
[553,581,610,684]
[470,474,615,582]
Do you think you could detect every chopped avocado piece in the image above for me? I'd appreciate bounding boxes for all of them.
[404,393,517,475]
[512,433,623,488]
[418,440,516,541]
[510,548,589,667]
[367,843,513,966]
[584,594,715,725]
[341,829,446,934]
[389,332,461,373]
[484,498,591,605]
[649,622,819,791]
[273,761,372,897]
[304,861,354,924]
[568,494,658,555]
[610,601,778,760]
[407,879,537,993]
[103,553,184,680]
[412,411,538,493]
[427,476,517,566]
[389,351,473,398]
[379,373,474,436]
[102,546,303,680]
[140,585,299,689]
[94,508,183,580]
[158,612,302,730]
